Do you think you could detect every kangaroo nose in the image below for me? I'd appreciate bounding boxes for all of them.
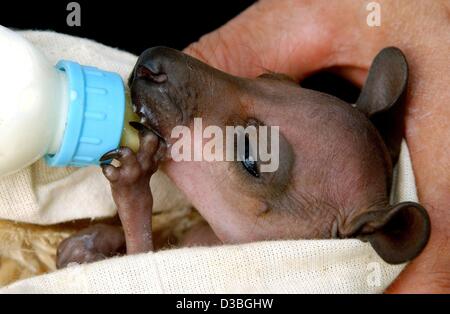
[135,60,168,84]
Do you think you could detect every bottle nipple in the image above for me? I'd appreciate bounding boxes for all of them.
[120,90,140,153]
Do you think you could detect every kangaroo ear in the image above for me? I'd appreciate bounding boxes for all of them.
[355,47,409,163]
[346,202,430,264]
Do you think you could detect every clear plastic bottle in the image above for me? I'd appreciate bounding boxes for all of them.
[0,25,139,178]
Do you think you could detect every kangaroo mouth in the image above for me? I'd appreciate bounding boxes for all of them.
[129,79,185,144]
[130,99,165,141]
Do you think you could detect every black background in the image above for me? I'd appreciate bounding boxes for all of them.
[1,0,255,55]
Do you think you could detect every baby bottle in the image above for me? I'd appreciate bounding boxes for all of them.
[0,25,140,178]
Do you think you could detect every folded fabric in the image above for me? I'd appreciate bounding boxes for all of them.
[1,239,404,294]
[0,31,418,293]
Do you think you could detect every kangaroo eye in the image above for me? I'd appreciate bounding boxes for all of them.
[241,135,260,178]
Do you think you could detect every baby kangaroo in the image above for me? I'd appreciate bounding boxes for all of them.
[56,47,430,268]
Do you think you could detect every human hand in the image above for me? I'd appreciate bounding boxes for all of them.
[183,0,450,293]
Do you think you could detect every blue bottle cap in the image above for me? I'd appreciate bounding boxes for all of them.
[46,60,125,167]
